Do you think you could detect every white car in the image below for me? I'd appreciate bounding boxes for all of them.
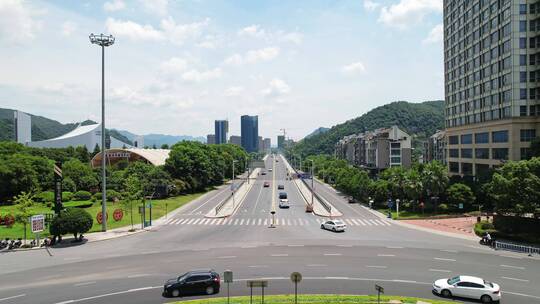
[268,168,273,172]
[433,275,501,303]
[279,199,289,208]
[320,220,346,232]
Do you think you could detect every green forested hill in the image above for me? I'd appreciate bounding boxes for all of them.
[290,100,445,156]
[0,108,132,145]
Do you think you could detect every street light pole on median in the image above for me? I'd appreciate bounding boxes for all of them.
[309,159,315,209]
[90,33,115,232]
[232,160,238,209]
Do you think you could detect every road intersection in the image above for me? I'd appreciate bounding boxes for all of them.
[0,155,538,304]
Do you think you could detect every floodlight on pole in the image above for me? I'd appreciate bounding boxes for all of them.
[89,33,115,232]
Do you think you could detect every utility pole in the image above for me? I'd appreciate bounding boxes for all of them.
[232,160,238,209]
[309,159,315,209]
[90,33,115,232]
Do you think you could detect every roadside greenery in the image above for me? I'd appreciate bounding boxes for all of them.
[172,294,455,304]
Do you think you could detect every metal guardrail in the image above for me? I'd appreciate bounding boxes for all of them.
[494,240,540,255]
[214,180,245,215]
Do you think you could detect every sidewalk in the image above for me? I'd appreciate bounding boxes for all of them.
[401,217,477,237]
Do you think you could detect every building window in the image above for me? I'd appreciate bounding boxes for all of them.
[520,89,527,100]
[520,129,536,142]
[390,157,401,163]
[449,149,459,158]
[520,72,527,83]
[520,105,528,116]
[492,130,508,143]
[520,20,527,32]
[462,163,473,175]
[461,148,473,158]
[461,134,473,144]
[390,149,401,156]
[492,148,509,160]
[520,37,527,49]
[520,55,527,66]
[521,147,532,160]
[475,132,489,144]
[475,148,490,159]
[390,142,401,148]
[449,135,459,145]
[449,162,459,173]
[520,4,527,14]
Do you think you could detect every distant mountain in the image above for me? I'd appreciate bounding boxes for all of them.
[117,130,205,147]
[305,127,330,139]
[290,100,445,156]
[0,108,132,145]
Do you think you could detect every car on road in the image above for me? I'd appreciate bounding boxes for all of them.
[263,181,270,187]
[268,168,273,172]
[320,220,346,232]
[277,184,284,190]
[347,196,356,203]
[279,199,290,208]
[261,171,267,175]
[163,269,220,297]
[432,275,501,303]
[279,192,287,200]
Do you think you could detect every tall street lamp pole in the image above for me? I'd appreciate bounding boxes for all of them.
[309,159,315,208]
[232,160,238,208]
[90,33,115,232]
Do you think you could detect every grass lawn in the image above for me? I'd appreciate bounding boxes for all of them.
[171,294,455,304]
[377,209,461,220]
[0,191,207,239]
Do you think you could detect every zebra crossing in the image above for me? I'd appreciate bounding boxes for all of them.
[164,217,392,227]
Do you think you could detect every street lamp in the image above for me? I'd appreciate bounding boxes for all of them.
[232,160,238,208]
[245,156,250,184]
[90,33,115,232]
[396,199,400,219]
[309,159,315,208]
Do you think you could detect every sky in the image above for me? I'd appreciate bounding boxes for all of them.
[0,0,444,141]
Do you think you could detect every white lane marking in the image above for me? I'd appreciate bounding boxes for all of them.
[307,264,327,267]
[200,219,209,225]
[373,220,385,226]
[0,294,26,302]
[499,254,523,259]
[440,249,458,253]
[364,220,373,226]
[344,219,353,225]
[351,219,361,226]
[264,219,268,225]
[248,265,268,268]
[386,246,403,249]
[209,219,218,225]
[239,219,245,225]
[233,219,239,225]
[63,257,82,261]
[177,218,187,225]
[393,279,417,283]
[366,265,387,269]
[357,219,367,226]
[127,274,150,278]
[288,244,304,247]
[505,291,540,299]
[287,219,291,226]
[218,256,237,259]
[429,269,452,273]
[141,251,158,255]
[184,218,194,224]
[241,245,257,248]
[337,245,353,247]
[501,276,529,282]
[164,218,173,224]
[128,286,156,292]
[271,254,288,257]
[258,218,262,225]
[382,220,392,226]
[325,276,349,279]
[189,189,229,215]
[74,281,97,287]
[500,264,525,270]
[377,254,395,257]
[434,258,456,262]
[54,286,161,304]
[370,219,380,226]
[195,218,205,225]
[245,219,251,225]
[324,253,342,256]
[169,219,177,225]
[191,218,201,225]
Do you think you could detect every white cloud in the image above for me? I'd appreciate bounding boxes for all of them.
[103,0,125,12]
[224,86,244,97]
[106,18,164,41]
[279,31,303,45]
[61,21,77,37]
[423,23,443,44]
[139,0,168,16]
[342,61,366,75]
[160,57,188,73]
[0,0,41,45]
[364,0,380,11]
[111,85,194,109]
[181,68,222,82]
[105,17,208,45]
[379,0,442,29]
[238,24,265,37]
[261,78,291,97]
[224,47,280,65]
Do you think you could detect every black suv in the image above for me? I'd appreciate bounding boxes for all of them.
[163,269,220,297]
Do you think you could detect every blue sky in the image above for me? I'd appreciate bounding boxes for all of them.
[0,0,443,141]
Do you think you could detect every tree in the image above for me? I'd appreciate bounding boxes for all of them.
[404,167,423,210]
[13,191,35,244]
[122,175,143,230]
[421,161,449,198]
[92,144,101,157]
[0,154,40,202]
[50,208,93,242]
[446,183,475,211]
[530,137,540,158]
[63,158,97,192]
[161,144,169,149]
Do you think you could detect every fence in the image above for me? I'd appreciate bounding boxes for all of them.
[214,180,245,215]
[494,240,540,255]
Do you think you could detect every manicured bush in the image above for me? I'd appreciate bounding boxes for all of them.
[61,191,73,202]
[49,208,93,241]
[35,191,54,203]
[480,222,494,230]
[494,215,540,236]
[92,191,121,202]
[438,203,449,212]
[73,190,92,201]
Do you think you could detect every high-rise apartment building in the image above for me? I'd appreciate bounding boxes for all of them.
[214,120,228,144]
[229,135,242,146]
[444,0,540,177]
[263,138,271,152]
[241,115,259,153]
[207,134,216,145]
[277,135,285,149]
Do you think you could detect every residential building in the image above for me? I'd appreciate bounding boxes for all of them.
[13,110,31,144]
[214,120,228,144]
[241,115,259,153]
[207,134,216,144]
[335,126,412,171]
[444,0,540,177]
[423,130,447,164]
[277,135,285,149]
[258,136,264,152]
[229,135,242,146]
[263,138,271,152]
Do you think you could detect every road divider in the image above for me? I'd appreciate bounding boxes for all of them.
[279,155,342,217]
[206,168,261,218]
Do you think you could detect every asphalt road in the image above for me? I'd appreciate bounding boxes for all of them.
[0,154,538,304]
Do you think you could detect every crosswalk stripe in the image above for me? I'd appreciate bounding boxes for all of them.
[373,219,384,226]
[165,218,174,224]
[194,219,203,225]
[351,219,360,226]
[258,218,262,225]
[370,219,379,226]
[184,219,193,224]
[239,219,245,225]
[364,219,372,226]
[287,219,291,226]
[175,219,183,225]
[209,219,217,225]
[264,219,268,225]
[167,216,394,227]
[169,219,177,224]
[344,219,353,225]
[201,219,209,225]
[233,219,238,225]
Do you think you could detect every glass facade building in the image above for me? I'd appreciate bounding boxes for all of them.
[241,115,259,153]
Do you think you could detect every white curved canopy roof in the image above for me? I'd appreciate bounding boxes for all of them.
[51,124,100,140]
[126,148,170,166]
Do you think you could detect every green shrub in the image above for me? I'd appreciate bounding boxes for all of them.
[438,203,449,212]
[61,191,73,202]
[36,191,55,203]
[49,208,93,241]
[73,190,92,201]
[481,222,494,230]
[92,191,121,202]
[93,192,102,201]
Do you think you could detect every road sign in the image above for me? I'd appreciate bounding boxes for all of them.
[53,162,63,214]
[290,272,302,283]
[113,209,124,221]
[224,270,233,283]
[96,211,108,224]
[246,280,268,288]
[375,284,384,293]
[459,203,464,209]
[31,214,45,233]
